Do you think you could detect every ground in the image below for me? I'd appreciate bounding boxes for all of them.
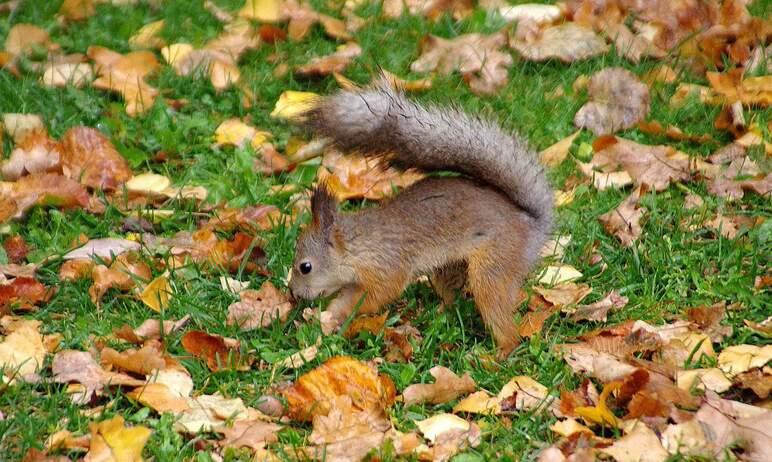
[0,1,770,461]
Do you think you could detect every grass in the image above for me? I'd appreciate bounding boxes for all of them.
[1,0,771,460]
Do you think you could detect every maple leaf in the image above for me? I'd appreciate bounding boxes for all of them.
[511,23,608,63]
[411,32,512,95]
[574,68,650,136]
[402,366,477,406]
[88,46,160,116]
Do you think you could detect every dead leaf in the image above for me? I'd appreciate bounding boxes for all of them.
[0,276,49,311]
[540,130,581,168]
[411,32,512,95]
[60,126,132,191]
[282,356,396,421]
[127,382,190,413]
[734,369,772,399]
[498,3,563,24]
[745,317,772,338]
[84,415,151,462]
[534,282,592,307]
[719,345,772,378]
[270,90,320,120]
[414,413,481,461]
[538,265,583,285]
[88,46,160,116]
[1,173,90,223]
[600,423,668,462]
[220,418,281,451]
[274,340,320,370]
[88,252,151,303]
[129,19,165,49]
[58,0,96,21]
[180,330,248,372]
[574,68,650,136]
[344,313,388,339]
[676,368,732,393]
[0,317,45,382]
[114,315,191,344]
[1,129,62,181]
[214,118,271,149]
[227,281,292,330]
[100,342,165,376]
[295,42,361,78]
[687,302,732,343]
[2,113,45,144]
[569,290,628,322]
[4,23,57,57]
[511,23,608,63]
[173,393,249,433]
[139,275,171,312]
[52,350,144,404]
[63,238,141,261]
[518,305,559,338]
[587,136,690,191]
[574,381,621,428]
[598,186,646,247]
[707,70,772,107]
[318,149,424,200]
[402,366,476,406]
[499,375,556,413]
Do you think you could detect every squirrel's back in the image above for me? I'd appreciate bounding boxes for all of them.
[303,77,553,235]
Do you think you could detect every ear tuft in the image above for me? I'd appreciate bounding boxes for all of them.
[311,181,338,230]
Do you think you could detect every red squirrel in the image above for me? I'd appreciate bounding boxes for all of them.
[288,77,553,357]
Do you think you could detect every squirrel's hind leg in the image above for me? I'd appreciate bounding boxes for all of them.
[429,261,467,311]
[466,241,529,358]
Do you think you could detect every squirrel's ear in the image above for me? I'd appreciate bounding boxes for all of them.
[310,182,337,231]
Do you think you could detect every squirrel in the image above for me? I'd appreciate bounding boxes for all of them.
[287,77,554,357]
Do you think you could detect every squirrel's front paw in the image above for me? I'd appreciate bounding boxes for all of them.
[320,311,342,335]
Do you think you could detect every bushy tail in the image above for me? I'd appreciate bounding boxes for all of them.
[302,78,553,232]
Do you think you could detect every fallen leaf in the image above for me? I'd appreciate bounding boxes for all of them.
[213,118,271,149]
[100,342,165,376]
[498,3,563,24]
[518,305,560,338]
[0,264,37,278]
[88,252,151,303]
[52,350,144,404]
[0,276,49,311]
[2,114,45,144]
[180,330,247,372]
[238,0,281,22]
[745,317,772,338]
[402,366,476,406]
[499,375,556,413]
[40,61,93,88]
[569,291,628,322]
[1,173,90,222]
[318,149,424,200]
[60,126,132,191]
[227,281,293,330]
[4,23,57,57]
[344,313,388,339]
[270,90,320,120]
[511,23,608,63]
[540,130,581,168]
[574,381,621,428]
[598,186,647,247]
[719,345,772,378]
[274,340,320,369]
[411,32,512,95]
[687,302,732,343]
[600,423,668,462]
[63,238,141,261]
[707,70,772,107]
[676,368,732,393]
[58,0,96,21]
[574,68,650,136]
[1,129,61,181]
[129,19,165,49]
[220,418,281,451]
[127,382,190,413]
[174,393,248,433]
[453,390,501,414]
[84,415,151,462]
[534,282,592,307]
[538,265,583,285]
[88,46,160,116]
[282,356,396,421]
[414,413,481,460]
[0,317,45,382]
[114,315,190,344]
[734,369,772,399]
[139,275,171,312]
[295,42,362,78]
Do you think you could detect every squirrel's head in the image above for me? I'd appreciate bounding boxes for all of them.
[289,184,353,300]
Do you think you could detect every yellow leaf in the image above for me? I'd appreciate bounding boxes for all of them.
[140,275,171,312]
[540,130,580,168]
[85,415,152,462]
[718,345,772,378]
[574,381,621,428]
[270,91,320,121]
[0,318,45,383]
[238,0,282,22]
[452,390,501,414]
[538,265,582,285]
[129,19,166,50]
[125,172,171,195]
[550,418,594,437]
[161,43,194,68]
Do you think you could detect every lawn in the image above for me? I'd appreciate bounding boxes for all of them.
[0,1,770,461]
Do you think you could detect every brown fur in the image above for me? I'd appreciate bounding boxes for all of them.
[288,79,553,357]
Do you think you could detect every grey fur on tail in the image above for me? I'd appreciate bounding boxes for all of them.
[303,77,554,233]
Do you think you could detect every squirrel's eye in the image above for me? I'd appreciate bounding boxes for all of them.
[299,262,312,274]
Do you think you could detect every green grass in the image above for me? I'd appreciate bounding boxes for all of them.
[1,0,771,461]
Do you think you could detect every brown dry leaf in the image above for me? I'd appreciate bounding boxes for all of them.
[274,340,320,370]
[1,129,61,181]
[88,46,160,116]
[676,368,732,393]
[383,0,474,21]
[707,69,772,107]
[114,315,191,344]
[295,42,361,78]
[100,341,165,375]
[180,330,248,372]
[281,356,396,421]
[2,236,29,263]
[58,0,96,21]
[700,214,741,240]
[384,322,422,363]
[574,68,650,136]
[411,32,512,95]
[220,418,281,451]
[561,343,637,383]
[670,83,723,107]
[511,23,608,63]
[537,264,583,285]
[499,375,556,414]
[344,313,388,339]
[745,317,772,338]
[642,65,678,85]
[568,291,628,322]
[598,186,647,247]
[704,145,771,200]
[127,382,190,413]
[4,23,57,57]
[687,302,732,343]
[0,317,45,382]
[44,429,90,453]
[402,366,476,406]
[0,276,49,311]
[637,120,712,144]
[0,264,37,278]
[534,282,592,307]
[60,126,132,191]
[600,423,668,462]
[734,369,772,399]
[518,305,560,338]
[2,113,45,144]
[52,350,144,404]
[453,390,501,415]
[587,136,691,191]
[540,130,581,168]
[226,281,293,330]
[84,415,152,462]
[88,252,152,304]
[318,149,424,201]
[41,61,93,88]
[1,173,90,223]
[718,345,772,378]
